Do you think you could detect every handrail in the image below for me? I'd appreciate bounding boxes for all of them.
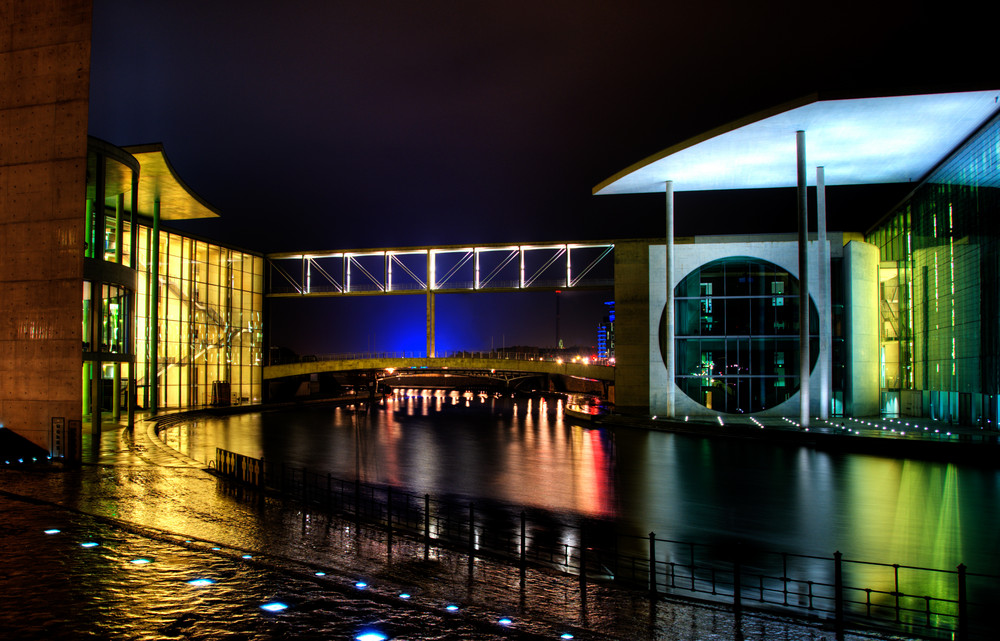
[214,446,996,640]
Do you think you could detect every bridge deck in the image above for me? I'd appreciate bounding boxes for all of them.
[263,356,614,381]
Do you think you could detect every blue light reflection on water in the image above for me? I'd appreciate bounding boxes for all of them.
[170,391,1000,576]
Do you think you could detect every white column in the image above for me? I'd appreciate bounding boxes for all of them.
[796,131,810,428]
[816,166,830,420]
[665,180,675,418]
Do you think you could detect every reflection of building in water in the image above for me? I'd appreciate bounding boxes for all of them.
[599,90,1000,424]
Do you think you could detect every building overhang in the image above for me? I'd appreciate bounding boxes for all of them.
[593,90,1000,195]
[123,143,221,220]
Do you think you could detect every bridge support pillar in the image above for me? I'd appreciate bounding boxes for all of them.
[426,291,435,357]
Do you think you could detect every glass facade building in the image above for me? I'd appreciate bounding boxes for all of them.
[867,110,1000,423]
[83,139,264,430]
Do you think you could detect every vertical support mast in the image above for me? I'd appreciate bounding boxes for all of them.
[796,131,810,428]
[426,251,435,357]
[665,180,675,418]
[817,166,830,420]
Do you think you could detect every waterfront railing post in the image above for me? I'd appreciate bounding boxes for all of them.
[354,477,360,521]
[424,494,431,560]
[782,552,789,605]
[387,486,393,558]
[834,551,844,636]
[893,564,901,622]
[468,502,475,577]
[648,532,657,597]
[690,542,696,591]
[733,541,742,613]
[519,511,526,587]
[957,563,968,641]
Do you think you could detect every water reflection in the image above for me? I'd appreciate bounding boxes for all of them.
[169,390,1000,578]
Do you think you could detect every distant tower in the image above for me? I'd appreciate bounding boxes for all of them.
[597,301,615,359]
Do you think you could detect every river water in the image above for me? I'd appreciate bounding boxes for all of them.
[166,390,1000,579]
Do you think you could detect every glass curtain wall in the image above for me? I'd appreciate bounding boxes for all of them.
[867,110,1000,424]
[127,225,264,410]
[83,145,137,424]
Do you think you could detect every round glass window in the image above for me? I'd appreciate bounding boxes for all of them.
[660,257,819,413]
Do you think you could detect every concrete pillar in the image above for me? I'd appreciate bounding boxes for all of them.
[128,174,138,431]
[91,283,102,435]
[151,199,160,413]
[84,199,94,258]
[113,363,121,422]
[796,131,810,427]
[426,291,436,358]
[816,166,830,419]
[426,250,435,357]
[144,225,152,410]
[115,192,123,264]
[665,181,675,418]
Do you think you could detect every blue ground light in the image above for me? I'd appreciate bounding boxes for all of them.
[445,604,459,612]
[260,602,288,612]
[80,542,99,548]
[355,632,389,641]
[44,529,60,534]
[187,578,215,586]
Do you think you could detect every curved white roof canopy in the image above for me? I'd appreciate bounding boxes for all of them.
[123,143,221,220]
[594,90,1000,195]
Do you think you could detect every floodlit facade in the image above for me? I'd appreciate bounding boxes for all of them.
[83,138,264,439]
[602,90,1000,423]
[867,108,1000,424]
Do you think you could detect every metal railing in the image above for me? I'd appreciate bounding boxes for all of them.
[286,350,613,365]
[214,448,995,640]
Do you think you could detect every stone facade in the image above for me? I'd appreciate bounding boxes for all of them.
[0,0,92,454]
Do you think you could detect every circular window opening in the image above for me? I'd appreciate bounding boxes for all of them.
[659,257,819,414]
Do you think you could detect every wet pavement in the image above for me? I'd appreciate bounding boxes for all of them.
[0,416,925,640]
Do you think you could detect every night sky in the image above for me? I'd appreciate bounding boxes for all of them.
[86,1,997,355]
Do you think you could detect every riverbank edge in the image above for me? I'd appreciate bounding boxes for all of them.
[594,413,1000,466]
[140,393,1000,468]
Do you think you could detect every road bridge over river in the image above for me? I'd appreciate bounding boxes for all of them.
[263,352,615,386]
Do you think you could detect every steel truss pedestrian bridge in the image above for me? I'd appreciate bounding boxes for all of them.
[266,240,614,296]
[263,241,616,383]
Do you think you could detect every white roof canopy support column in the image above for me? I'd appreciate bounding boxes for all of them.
[817,166,831,420]
[797,131,810,428]
[665,180,675,418]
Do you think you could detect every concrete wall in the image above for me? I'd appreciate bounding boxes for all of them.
[844,240,880,416]
[612,240,650,412]
[0,0,92,453]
